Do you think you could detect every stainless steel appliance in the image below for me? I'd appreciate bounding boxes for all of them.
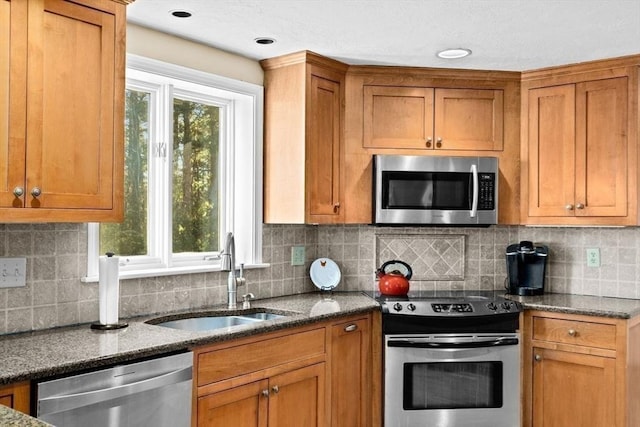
[376,291,521,427]
[36,351,193,427]
[373,155,498,226]
[506,240,549,295]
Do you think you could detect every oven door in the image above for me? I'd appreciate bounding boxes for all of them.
[384,333,520,427]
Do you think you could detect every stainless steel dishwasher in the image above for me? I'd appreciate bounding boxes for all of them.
[36,351,193,427]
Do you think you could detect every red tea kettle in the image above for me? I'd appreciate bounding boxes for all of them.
[376,260,412,296]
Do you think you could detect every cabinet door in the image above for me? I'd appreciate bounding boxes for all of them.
[0,382,30,414]
[0,0,27,208]
[434,88,504,150]
[25,0,121,211]
[307,71,342,221]
[575,77,628,217]
[268,363,326,427]
[198,379,268,427]
[363,85,434,149]
[527,84,576,217]
[331,318,370,427]
[532,348,616,427]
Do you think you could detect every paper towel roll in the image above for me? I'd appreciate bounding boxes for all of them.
[99,254,120,326]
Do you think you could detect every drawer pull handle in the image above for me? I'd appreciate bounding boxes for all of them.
[31,187,42,198]
[271,385,279,394]
[344,324,358,332]
[534,354,542,362]
[261,389,269,397]
[568,329,577,337]
[426,137,432,148]
[13,187,24,198]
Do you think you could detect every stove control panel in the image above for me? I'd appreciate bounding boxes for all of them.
[383,299,522,316]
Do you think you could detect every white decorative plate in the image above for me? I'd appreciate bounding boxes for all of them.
[310,258,341,290]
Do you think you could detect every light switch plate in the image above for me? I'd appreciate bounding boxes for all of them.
[0,257,27,288]
[291,246,306,266]
[586,248,600,268]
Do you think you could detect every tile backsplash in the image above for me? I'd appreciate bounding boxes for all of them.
[1,223,640,334]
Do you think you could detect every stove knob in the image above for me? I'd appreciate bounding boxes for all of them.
[487,302,498,311]
[501,302,512,310]
[393,303,403,312]
[407,303,416,312]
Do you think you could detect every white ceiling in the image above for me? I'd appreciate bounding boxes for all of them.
[127,0,640,71]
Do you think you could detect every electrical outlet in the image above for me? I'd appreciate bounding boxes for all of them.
[291,246,306,266]
[586,248,600,268]
[0,257,27,288]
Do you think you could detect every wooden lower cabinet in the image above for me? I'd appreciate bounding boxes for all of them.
[198,364,325,427]
[193,312,377,427]
[330,317,371,427]
[523,310,640,427]
[0,381,30,414]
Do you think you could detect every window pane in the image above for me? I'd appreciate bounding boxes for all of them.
[172,98,220,253]
[100,90,149,256]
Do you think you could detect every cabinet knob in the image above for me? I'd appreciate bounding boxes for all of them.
[436,137,443,148]
[534,354,542,362]
[31,187,42,198]
[344,324,358,332]
[271,385,279,394]
[575,203,585,210]
[12,187,24,198]
[426,137,432,148]
[568,329,577,337]
[565,204,574,210]
[261,389,269,397]
[333,202,340,213]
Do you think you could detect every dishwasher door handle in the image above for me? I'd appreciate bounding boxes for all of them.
[38,365,192,415]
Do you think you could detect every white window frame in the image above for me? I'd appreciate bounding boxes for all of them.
[84,54,265,281]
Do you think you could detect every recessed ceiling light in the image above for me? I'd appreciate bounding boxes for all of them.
[255,37,276,45]
[436,48,472,59]
[170,10,192,18]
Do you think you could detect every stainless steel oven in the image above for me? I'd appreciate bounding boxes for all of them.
[377,291,522,427]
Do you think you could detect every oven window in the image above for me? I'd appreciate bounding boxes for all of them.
[403,362,503,410]
[382,171,471,210]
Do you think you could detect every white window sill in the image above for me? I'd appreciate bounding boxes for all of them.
[81,263,271,283]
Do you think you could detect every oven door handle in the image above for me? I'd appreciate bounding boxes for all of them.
[387,337,519,349]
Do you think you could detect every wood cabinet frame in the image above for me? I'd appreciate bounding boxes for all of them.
[522,310,640,427]
[344,66,521,224]
[520,57,640,226]
[0,0,126,222]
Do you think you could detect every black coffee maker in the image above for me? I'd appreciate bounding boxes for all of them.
[506,241,548,295]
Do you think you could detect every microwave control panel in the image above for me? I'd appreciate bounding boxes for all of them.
[478,173,495,210]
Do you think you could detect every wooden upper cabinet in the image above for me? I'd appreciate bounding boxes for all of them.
[262,51,347,224]
[308,72,341,219]
[0,0,126,222]
[363,86,434,149]
[363,85,504,151]
[434,88,504,150]
[524,75,632,224]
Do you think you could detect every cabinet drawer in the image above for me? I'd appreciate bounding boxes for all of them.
[198,327,326,386]
[533,317,616,349]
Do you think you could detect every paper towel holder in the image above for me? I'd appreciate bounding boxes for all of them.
[91,252,128,331]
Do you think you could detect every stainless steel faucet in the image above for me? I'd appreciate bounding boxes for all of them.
[221,232,245,309]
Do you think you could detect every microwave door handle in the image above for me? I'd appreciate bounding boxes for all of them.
[470,164,479,218]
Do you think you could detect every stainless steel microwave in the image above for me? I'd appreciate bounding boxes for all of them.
[373,155,498,226]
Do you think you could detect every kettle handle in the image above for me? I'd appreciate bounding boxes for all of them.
[379,260,413,280]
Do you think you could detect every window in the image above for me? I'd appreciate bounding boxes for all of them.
[85,55,264,280]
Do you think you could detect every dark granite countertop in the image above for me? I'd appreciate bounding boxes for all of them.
[0,292,379,386]
[509,292,640,319]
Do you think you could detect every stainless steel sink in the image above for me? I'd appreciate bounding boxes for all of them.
[151,311,287,332]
